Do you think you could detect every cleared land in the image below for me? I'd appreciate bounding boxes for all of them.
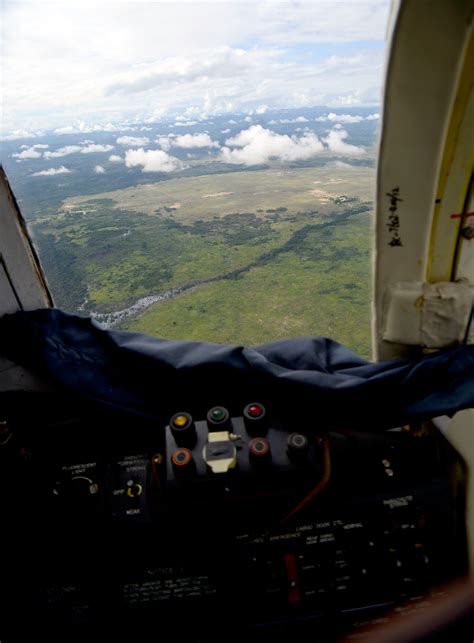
[62,165,374,222]
[34,164,374,358]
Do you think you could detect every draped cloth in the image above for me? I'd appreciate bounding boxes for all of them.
[1,309,473,430]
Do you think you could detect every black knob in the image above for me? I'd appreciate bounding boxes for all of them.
[170,412,196,447]
[249,437,271,465]
[207,406,230,430]
[287,433,309,460]
[243,403,267,435]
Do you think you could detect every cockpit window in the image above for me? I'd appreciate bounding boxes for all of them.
[0,1,391,358]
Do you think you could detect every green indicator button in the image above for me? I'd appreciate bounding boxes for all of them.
[211,408,226,421]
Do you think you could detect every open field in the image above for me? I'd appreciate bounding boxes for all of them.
[62,165,375,223]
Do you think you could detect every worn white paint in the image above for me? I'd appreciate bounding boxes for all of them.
[374,0,474,571]
[373,0,473,360]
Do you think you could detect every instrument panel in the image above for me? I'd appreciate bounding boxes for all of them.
[0,392,468,641]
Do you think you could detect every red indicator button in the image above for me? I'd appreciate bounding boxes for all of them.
[248,404,264,418]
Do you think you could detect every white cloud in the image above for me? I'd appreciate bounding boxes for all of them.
[108,154,123,162]
[94,165,105,174]
[323,128,364,155]
[173,133,219,149]
[124,148,183,172]
[174,120,198,127]
[227,120,237,124]
[331,160,354,168]
[328,112,364,123]
[1,129,39,141]
[244,116,252,122]
[221,128,231,134]
[54,121,126,135]
[44,145,83,159]
[220,125,324,166]
[1,4,387,133]
[32,165,71,176]
[271,116,310,124]
[12,147,42,159]
[80,143,114,154]
[156,136,172,152]
[366,112,380,120]
[105,47,266,96]
[116,136,150,146]
[256,105,268,114]
[42,142,113,158]
[316,112,364,123]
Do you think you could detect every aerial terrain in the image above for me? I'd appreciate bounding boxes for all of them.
[1,106,379,358]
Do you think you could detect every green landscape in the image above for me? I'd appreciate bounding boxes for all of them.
[31,163,374,358]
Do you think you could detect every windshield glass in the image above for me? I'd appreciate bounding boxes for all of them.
[0,0,390,358]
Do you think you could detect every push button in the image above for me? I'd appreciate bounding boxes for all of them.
[243,403,267,434]
[170,412,196,447]
[207,406,231,430]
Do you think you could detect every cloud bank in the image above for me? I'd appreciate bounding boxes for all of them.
[12,147,42,159]
[80,144,114,154]
[323,128,364,155]
[220,125,325,166]
[32,166,71,176]
[44,145,83,159]
[124,148,183,172]
[173,133,219,148]
[116,136,150,146]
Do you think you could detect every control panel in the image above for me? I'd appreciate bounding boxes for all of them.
[0,392,468,641]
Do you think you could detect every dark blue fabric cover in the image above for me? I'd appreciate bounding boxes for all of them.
[1,308,473,430]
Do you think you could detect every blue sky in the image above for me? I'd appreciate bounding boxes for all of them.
[1,1,390,136]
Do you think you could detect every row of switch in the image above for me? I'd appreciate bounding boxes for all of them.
[171,431,310,474]
[248,541,433,609]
